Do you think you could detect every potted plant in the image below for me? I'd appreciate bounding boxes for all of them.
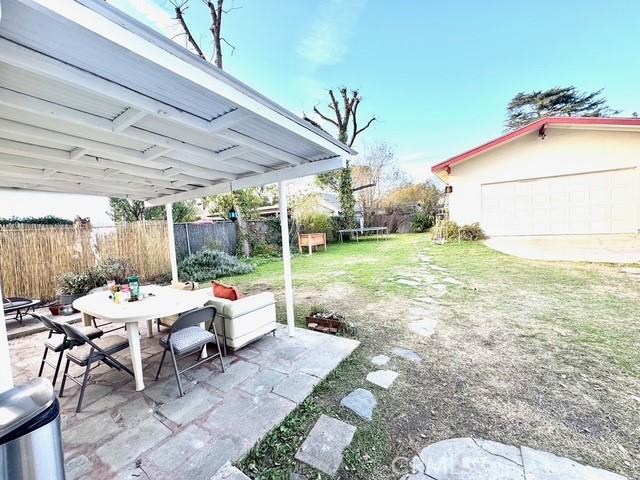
[56,271,92,305]
[306,304,347,334]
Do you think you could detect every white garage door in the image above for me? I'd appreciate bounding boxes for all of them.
[481,168,637,235]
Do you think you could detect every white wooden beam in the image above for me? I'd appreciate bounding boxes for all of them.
[278,181,295,337]
[166,203,179,283]
[112,108,146,132]
[217,130,304,165]
[208,109,251,133]
[0,118,145,163]
[69,147,87,160]
[0,94,250,175]
[143,146,171,161]
[0,139,179,181]
[145,156,345,207]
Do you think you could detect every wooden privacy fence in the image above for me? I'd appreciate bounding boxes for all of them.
[0,222,172,301]
[173,221,236,262]
[0,225,95,302]
[93,222,171,283]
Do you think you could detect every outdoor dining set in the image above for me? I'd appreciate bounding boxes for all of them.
[32,284,278,412]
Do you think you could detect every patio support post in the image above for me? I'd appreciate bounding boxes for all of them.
[0,280,14,392]
[166,203,179,283]
[278,181,295,337]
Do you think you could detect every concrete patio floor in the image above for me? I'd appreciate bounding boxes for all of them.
[9,323,359,479]
[484,234,640,263]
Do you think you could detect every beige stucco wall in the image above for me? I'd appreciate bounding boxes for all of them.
[447,127,640,231]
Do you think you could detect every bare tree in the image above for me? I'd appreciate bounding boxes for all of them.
[352,143,408,225]
[307,88,376,147]
[170,0,238,68]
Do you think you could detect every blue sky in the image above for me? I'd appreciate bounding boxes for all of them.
[112,0,640,180]
[2,0,638,223]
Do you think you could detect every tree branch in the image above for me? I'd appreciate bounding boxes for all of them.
[313,106,339,128]
[352,182,376,192]
[328,89,343,129]
[172,1,206,60]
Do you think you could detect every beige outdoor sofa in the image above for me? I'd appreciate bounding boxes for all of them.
[205,291,277,352]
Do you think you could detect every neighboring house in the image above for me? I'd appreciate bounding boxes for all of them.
[431,117,640,236]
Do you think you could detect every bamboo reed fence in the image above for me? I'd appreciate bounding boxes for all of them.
[0,222,170,301]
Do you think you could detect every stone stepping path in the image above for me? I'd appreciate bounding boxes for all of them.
[408,319,437,337]
[397,278,421,287]
[210,461,250,479]
[402,438,627,480]
[429,265,448,272]
[295,415,356,477]
[366,370,398,389]
[370,354,390,366]
[340,388,377,421]
[392,346,423,363]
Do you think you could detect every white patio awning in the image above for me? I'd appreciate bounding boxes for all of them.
[0,0,353,206]
[0,0,355,392]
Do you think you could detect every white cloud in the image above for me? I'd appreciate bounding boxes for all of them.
[298,0,366,68]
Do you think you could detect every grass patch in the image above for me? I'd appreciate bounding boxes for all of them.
[214,234,638,479]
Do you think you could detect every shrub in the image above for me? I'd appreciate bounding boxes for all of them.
[459,222,487,241]
[178,249,255,282]
[57,271,94,295]
[439,221,487,241]
[94,258,136,284]
[57,258,138,295]
[298,212,333,236]
[442,221,460,240]
[411,211,433,232]
[250,242,280,258]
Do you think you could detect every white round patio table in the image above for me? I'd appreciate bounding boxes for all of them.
[73,285,209,391]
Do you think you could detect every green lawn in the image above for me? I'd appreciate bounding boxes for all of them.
[217,234,639,479]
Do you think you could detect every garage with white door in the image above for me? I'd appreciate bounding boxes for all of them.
[481,168,637,235]
[432,117,640,237]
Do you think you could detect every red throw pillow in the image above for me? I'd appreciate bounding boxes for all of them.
[212,281,241,301]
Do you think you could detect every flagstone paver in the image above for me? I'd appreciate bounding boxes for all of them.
[397,278,421,287]
[239,368,287,396]
[366,370,399,390]
[15,325,360,479]
[443,276,462,285]
[64,455,92,480]
[272,371,320,404]
[430,265,447,272]
[521,446,626,480]
[210,461,251,480]
[206,360,260,392]
[95,417,172,471]
[402,438,627,480]
[370,354,390,366]
[156,385,222,425]
[295,415,357,477]
[340,388,377,421]
[408,319,438,337]
[392,346,423,363]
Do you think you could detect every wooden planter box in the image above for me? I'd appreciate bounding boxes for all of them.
[298,233,327,255]
[306,315,346,334]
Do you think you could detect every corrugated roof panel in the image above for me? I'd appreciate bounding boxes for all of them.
[1,0,235,121]
[0,64,125,119]
[232,116,337,159]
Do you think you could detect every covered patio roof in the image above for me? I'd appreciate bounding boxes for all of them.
[0,0,354,392]
[0,0,353,206]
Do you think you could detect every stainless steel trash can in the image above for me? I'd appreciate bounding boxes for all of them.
[0,378,65,480]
